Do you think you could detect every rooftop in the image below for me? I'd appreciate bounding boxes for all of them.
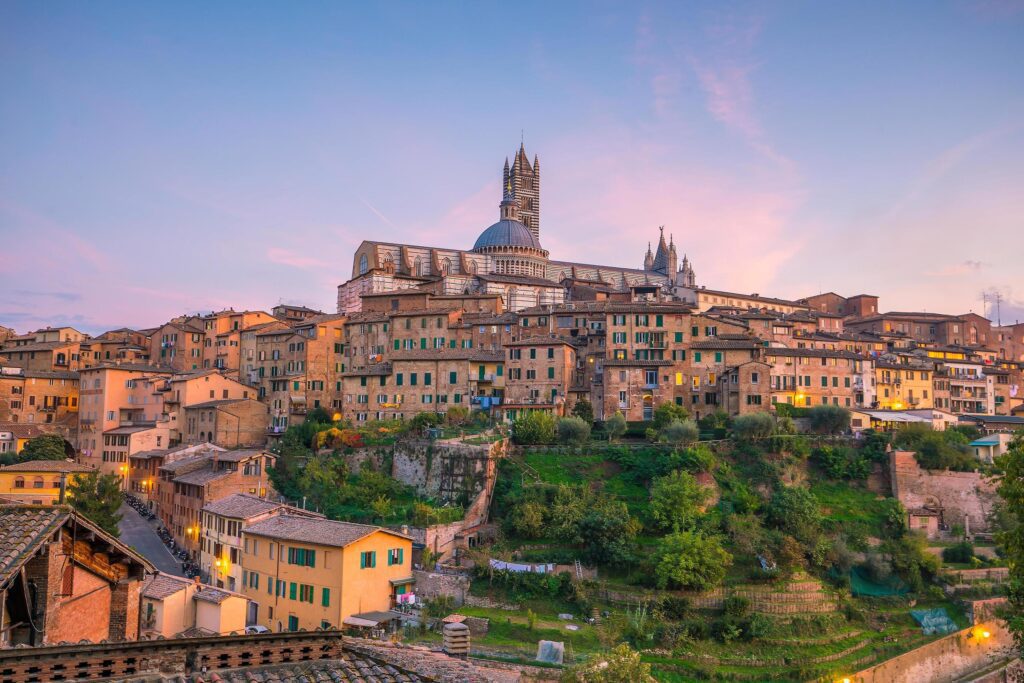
[243,514,410,548]
[202,493,288,519]
[0,460,92,473]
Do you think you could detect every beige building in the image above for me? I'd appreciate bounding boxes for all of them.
[140,573,248,637]
[0,368,79,437]
[182,398,269,449]
[240,515,413,632]
[200,493,320,594]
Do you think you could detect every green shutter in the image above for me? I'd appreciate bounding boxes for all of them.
[548,367,555,379]
[420,338,426,349]
[360,552,366,569]
[370,551,376,568]
[398,548,404,564]
[289,582,297,600]
[656,314,663,327]
[715,352,723,363]
[694,352,702,362]
[308,550,316,567]
[394,339,400,350]
[674,332,683,342]
[322,587,330,607]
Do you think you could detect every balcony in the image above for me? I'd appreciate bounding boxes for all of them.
[472,373,497,383]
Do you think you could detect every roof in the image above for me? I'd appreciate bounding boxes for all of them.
[103,425,158,435]
[601,358,673,367]
[474,273,561,287]
[0,505,154,585]
[0,340,77,354]
[505,335,577,347]
[202,493,285,519]
[0,506,67,583]
[388,350,504,363]
[688,288,809,308]
[764,347,866,360]
[173,468,230,486]
[690,339,762,350]
[185,398,254,410]
[970,436,1005,446]
[193,586,239,604]
[0,423,46,439]
[243,514,410,548]
[143,572,192,599]
[0,460,92,473]
[473,218,543,251]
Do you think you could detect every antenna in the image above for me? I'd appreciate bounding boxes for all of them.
[994,291,1003,326]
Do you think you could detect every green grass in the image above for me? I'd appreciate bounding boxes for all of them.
[811,480,888,537]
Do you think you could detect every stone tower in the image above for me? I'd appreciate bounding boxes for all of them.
[649,226,677,276]
[504,143,540,241]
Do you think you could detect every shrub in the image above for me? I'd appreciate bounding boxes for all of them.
[943,541,975,563]
[649,469,710,533]
[653,402,690,430]
[766,486,820,544]
[604,411,627,442]
[571,398,594,424]
[557,416,592,445]
[812,445,871,479]
[410,412,443,430]
[723,596,751,619]
[512,411,556,444]
[732,412,775,441]
[662,419,699,446]
[653,531,732,590]
[445,405,470,426]
[807,405,851,434]
[745,613,775,640]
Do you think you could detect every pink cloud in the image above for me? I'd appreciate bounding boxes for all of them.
[266,247,330,269]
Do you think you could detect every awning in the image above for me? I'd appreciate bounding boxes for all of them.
[344,610,401,628]
[389,576,415,586]
[343,616,379,628]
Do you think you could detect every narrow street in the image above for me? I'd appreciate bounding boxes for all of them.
[117,502,185,577]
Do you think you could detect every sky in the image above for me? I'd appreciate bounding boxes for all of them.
[1,1,1023,335]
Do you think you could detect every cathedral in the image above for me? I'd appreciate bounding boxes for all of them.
[338,144,697,313]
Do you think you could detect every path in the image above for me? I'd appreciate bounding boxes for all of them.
[118,502,184,576]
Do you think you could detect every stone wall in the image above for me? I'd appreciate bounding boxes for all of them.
[890,449,998,533]
[412,569,471,605]
[851,619,1013,682]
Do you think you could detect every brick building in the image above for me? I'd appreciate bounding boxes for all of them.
[181,398,269,448]
[157,449,276,559]
[765,347,874,409]
[503,336,577,419]
[0,505,152,647]
[0,368,79,439]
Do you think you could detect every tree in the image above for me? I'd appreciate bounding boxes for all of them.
[445,405,470,426]
[510,500,546,538]
[807,405,851,434]
[649,470,709,533]
[18,433,67,461]
[571,398,594,424]
[661,419,699,447]
[652,402,689,430]
[997,440,1024,652]
[557,417,591,445]
[604,412,627,443]
[370,495,393,522]
[653,531,732,590]
[561,643,656,683]
[731,412,775,441]
[766,486,820,544]
[67,472,123,537]
[577,499,640,566]
[512,411,556,445]
[305,406,333,425]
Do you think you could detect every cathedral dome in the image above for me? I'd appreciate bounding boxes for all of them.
[473,219,543,251]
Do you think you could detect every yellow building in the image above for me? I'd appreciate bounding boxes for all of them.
[875,361,933,410]
[239,514,413,632]
[0,460,95,504]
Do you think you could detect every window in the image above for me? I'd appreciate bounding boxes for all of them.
[288,615,299,632]
[547,367,555,379]
[715,352,723,363]
[299,584,314,603]
[694,352,702,363]
[674,332,683,343]
[322,587,331,607]
[449,371,457,384]
[547,347,554,359]
[388,547,404,566]
[360,551,376,568]
[645,370,658,386]
[287,547,316,567]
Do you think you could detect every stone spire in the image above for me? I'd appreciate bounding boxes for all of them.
[644,242,654,271]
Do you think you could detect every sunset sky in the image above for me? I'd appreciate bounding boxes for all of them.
[2,1,1023,334]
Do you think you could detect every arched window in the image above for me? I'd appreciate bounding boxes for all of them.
[13,477,24,489]
[33,476,44,489]
[382,253,394,274]
[358,254,369,275]
[441,257,451,275]
[52,479,61,489]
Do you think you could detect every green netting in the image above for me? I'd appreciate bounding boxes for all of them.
[910,608,958,635]
[849,566,909,596]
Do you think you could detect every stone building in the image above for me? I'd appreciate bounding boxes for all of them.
[157,449,276,560]
[0,368,79,440]
[181,398,270,449]
[503,336,578,419]
[0,505,152,647]
[765,347,874,409]
[338,145,694,314]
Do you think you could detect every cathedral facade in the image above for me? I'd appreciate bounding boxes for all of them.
[338,145,697,313]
